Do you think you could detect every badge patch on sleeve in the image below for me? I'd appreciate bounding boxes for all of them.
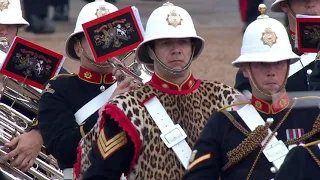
[97,129,128,159]
[41,83,55,95]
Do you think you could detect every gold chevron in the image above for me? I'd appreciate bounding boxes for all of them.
[97,129,128,159]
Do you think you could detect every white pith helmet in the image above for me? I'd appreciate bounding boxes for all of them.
[0,0,29,28]
[136,2,204,65]
[232,8,299,67]
[271,0,286,12]
[65,0,118,60]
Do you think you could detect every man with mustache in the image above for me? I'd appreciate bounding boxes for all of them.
[73,2,240,180]
[183,7,320,180]
[235,0,320,97]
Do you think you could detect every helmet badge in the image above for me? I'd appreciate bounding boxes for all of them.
[262,27,277,47]
[166,10,183,28]
[0,0,9,11]
[95,5,110,18]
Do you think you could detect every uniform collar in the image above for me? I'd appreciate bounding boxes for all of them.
[78,66,115,84]
[149,72,195,91]
[289,29,295,41]
[251,92,290,114]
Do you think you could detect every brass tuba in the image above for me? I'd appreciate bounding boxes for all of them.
[0,37,64,180]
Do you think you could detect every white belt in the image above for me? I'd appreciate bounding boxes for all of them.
[75,83,117,125]
[63,168,73,180]
[237,104,289,171]
[144,96,191,169]
[289,53,316,77]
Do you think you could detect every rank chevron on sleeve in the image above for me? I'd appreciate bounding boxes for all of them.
[97,130,128,159]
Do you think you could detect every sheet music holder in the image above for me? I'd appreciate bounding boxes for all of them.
[296,14,320,53]
[82,6,145,63]
[0,37,66,90]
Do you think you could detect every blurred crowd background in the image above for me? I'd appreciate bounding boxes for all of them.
[22,0,164,34]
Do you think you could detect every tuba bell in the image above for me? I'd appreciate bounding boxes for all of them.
[0,37,64,180]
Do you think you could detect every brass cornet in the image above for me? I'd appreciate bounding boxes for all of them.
[0,37,9,53]
[109,50,153,84]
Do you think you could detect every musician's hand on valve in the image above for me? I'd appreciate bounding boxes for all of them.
[2,130,43,172]
[109,76,141,100]
[112,65,126,82]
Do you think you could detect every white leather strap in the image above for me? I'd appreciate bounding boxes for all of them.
[62,168,73,180]
[289,53,316,77]
[144,96,191,169]
[75,83,117,125]
[237,104,289,171]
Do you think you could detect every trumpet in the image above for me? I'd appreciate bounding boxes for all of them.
[0,37,63,179]
[109,50,153,84]
[0,37,9,53]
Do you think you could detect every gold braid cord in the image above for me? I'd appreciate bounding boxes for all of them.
[225,125,268,167]
[221,100,320,180]
[245,102,296,180]
[305,147,320,167]
[221,111,250,136]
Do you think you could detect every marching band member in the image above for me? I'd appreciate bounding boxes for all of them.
[36,1,137,179]
[235,0,320,95]
[75,2,240,179]
[183,6,320,180]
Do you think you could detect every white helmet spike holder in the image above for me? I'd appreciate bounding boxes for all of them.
[232,4,299,68]
[136,2,204,74]
[271,0,286,12]
[0,0,29,28]
[65,0,118,60]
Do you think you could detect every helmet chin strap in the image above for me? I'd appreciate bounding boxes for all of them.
[287,5,296,20]
[148,46,195,75]
[247,64,288,100]
[75,37,112,68]
[286,2,298,32]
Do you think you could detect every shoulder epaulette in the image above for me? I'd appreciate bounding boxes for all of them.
[50,73,77,80]
[218,101,251,112]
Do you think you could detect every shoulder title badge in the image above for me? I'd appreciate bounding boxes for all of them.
[95,5,110,18]
[166,10,183,28]
[262,27,277,47]
[0,0,9,11]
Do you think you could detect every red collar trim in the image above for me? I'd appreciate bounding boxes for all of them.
[147,73,201,95]
[78,66,115,84]
[251,92,290,114]
[150,73,195,91]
